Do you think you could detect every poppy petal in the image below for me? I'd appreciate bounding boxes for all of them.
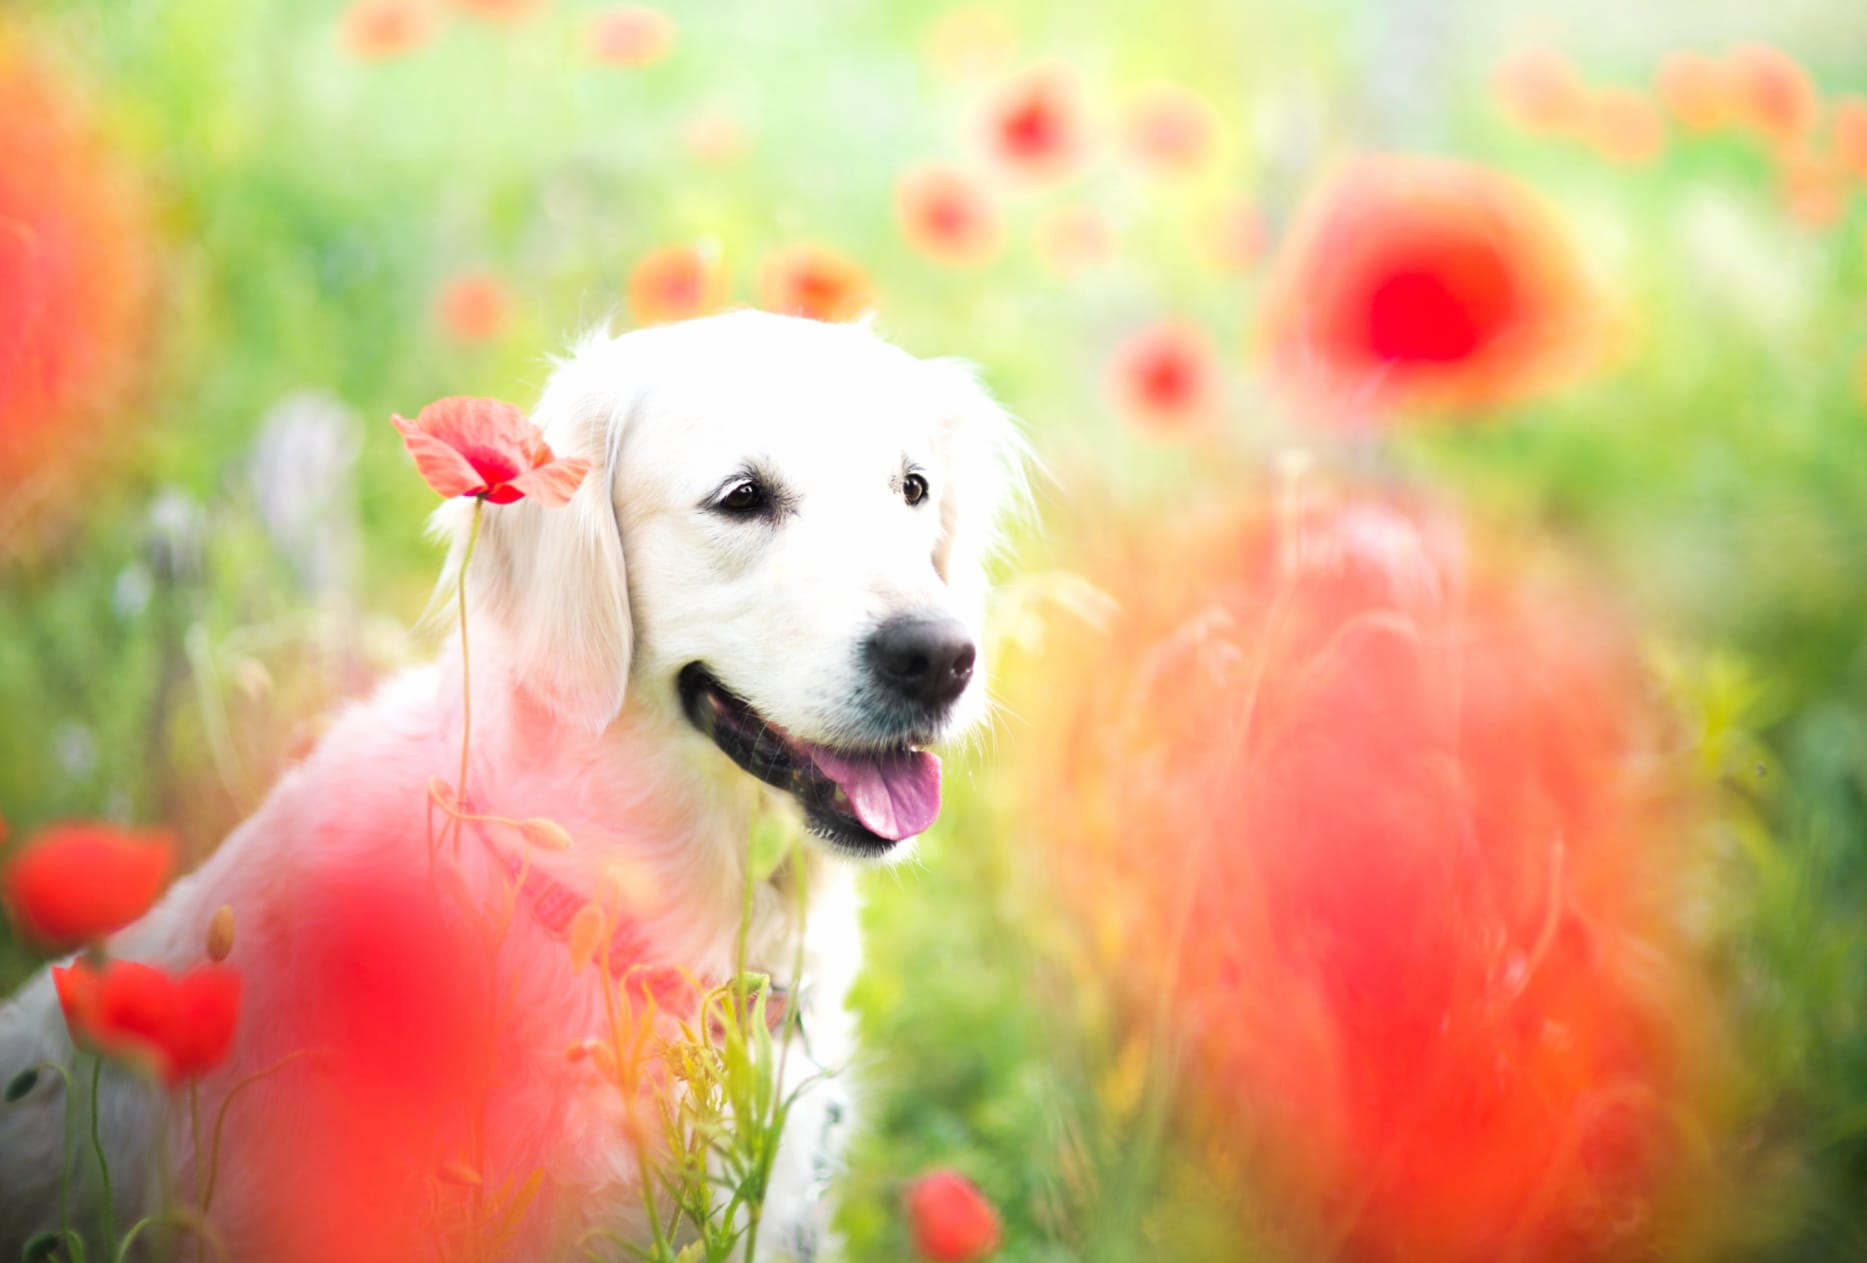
[504,456,593,508]
[392,414,487,499]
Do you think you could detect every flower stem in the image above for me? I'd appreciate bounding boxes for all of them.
[191,1078,204,1263]
[453,497,484,855]
[90,1055,115,1257]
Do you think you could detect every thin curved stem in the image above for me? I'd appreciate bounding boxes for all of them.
[90,1056,115,1257]
[451,497,484,857]
[201,1051,311,1215]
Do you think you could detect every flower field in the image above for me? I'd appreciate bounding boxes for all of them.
[4,0,1867,1259]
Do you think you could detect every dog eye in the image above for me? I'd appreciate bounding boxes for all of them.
[716,479,767,516]
[902,473,929,507]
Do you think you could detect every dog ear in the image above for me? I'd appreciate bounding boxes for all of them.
[925,359,1032,608]
[435,358,635,733]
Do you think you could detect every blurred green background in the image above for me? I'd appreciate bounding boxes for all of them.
[3,0,1866,1258]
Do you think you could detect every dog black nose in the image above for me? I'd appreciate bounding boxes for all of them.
[866,615,976,710]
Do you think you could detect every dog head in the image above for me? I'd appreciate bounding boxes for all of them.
[447,310,1025,857]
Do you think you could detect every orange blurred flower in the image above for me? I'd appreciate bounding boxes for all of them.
[1207,199,1266,272]
[1492,48,1588,135]
[1833,97,1867,178]
[905,1168,1002,1262]
[986,67,1082,180]
[1122,83,1217,174]
[1259,156,1595,417]
[54,959,242,1085]
[682,108,749,165]
[449,0,547,22]
[924,7,1016,81]
[392,396,592,505]
[1035,203,1113,276]
[1727,44,1817,147]
[338,0,441,59]
[1778,148,1849,227]
[435,271,508,343]
[1007,488,1725,1263]
[1582,87,1666,165]
[627,242,727,325]
[1109,321,1219,430]
[585,5,675,68]
[1656,51,1736,133]
[2,822,174,948]
[895,163,1003,267]
[0,33,155,493]
[756,242,875,322]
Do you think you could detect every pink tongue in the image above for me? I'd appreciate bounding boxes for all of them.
[809,747,943,841]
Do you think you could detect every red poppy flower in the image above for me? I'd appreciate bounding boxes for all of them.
[435,272,508,343]
[1008,492,1722,1263]
[392,396,592,505]
[1032,204,1110,277]
[895,164,1002,267]
[585,5,675,68]
[1207,199,1265,272]
[449,0,547,23]
[627,243,726,325]
[986,68,1081,180]
[338,0,441,59]
[2,822,174,948]
[1727,44,1817,146]
[1778,148,1848,227]
[1656,51,1736,133]
[1123,84,1216,174]
[756,243,875,323]
[905,1168,1001,1262]
[1109,321,1219,430]
[1493,48,1588,135]
[0,36,155,497]
[1833,98,1867,178]
[54,959,242,1085]
[1259,156,1594,416]
[1582,87,1666,165]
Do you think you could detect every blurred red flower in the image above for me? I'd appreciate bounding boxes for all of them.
[0,34,155,496]
[1582,87,1666,165]
[1778,148,1849,227]
[627,242,726,325]
[895,164,1003,267]
[1493,48,1587,135]
[1656,51,1736,133]
[450,0,547,23]
[1008,489,1725,1262]
[1109,321,1219,430]
[1207,199,1266,272]
[1727,44,1817,147]
[392,396,592,505]
[1123,84,1216,174]
[435,271,508,343]
[682,109,750,165]
[1034,203,1112,276]
[2,822,174,948]
[1833,98,1867,178]
[905,1168,1002,1262]
[756,243,875,322]
[54,959,241,1085]
[585,5,675,68]
[1259,156,1594,416]
[986,68,1082,180]
[338,0,441,59]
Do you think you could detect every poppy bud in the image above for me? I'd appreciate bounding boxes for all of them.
[206,904,236,962]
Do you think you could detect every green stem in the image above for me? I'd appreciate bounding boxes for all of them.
[452,498,484,854]
[90,1056,115,1257]
[201,1051,310,1216]
[191,1079,204,1263]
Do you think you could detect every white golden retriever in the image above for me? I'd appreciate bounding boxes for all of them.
[0,310,1023,1259]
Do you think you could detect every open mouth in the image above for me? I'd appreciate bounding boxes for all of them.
[677,664,943,856]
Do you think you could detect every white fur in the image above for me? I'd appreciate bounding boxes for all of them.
[0,311,1023,1259]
